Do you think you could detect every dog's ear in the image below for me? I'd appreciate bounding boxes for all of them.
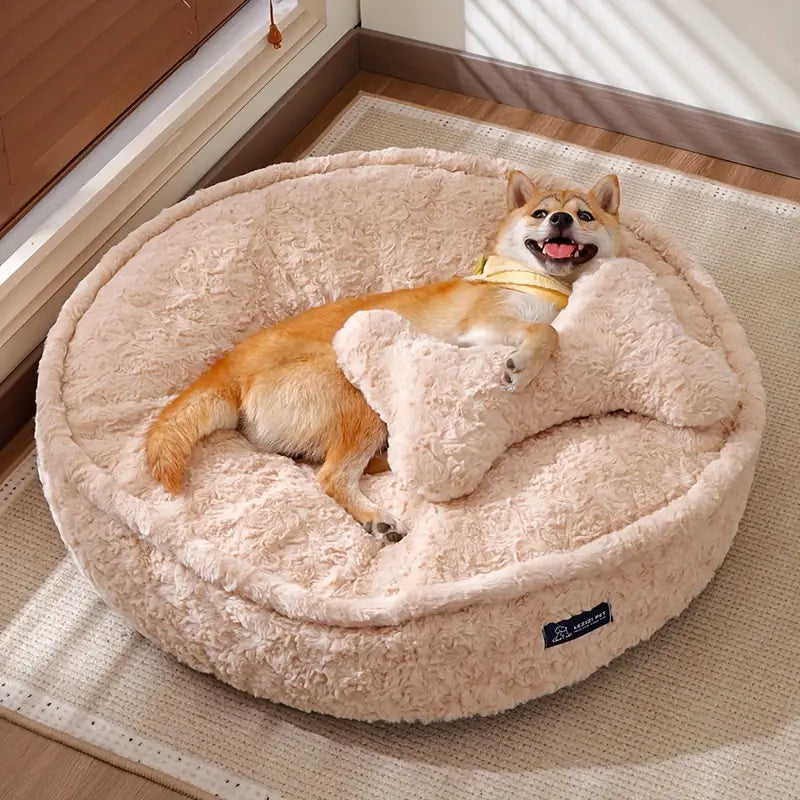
[589,174,620,215]
[506,170,536,210]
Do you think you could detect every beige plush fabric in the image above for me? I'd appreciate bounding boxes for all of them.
[35,148,764,722]
[335,258,740,501]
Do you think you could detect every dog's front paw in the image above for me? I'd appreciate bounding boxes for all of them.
[503,351,538,392]
[363,514,406,544]
[503,334,557,392]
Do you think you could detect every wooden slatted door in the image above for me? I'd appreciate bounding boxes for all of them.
[0,0,248,234]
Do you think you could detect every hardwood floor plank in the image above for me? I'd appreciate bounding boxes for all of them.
[281,71,799,202]
[0,718,186,800]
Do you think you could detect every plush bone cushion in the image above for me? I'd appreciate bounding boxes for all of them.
[334,259,740,502]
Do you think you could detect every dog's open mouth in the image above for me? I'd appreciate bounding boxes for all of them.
[525,237,598,266]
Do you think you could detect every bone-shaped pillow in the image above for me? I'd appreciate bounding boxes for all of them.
[333,259,740,503]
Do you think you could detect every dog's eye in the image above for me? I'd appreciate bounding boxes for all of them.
[532,209,547,219]
[578,210,595,222]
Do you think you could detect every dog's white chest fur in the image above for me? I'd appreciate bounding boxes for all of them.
[501,288,560,324]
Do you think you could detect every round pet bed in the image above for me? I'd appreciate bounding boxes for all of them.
[36,149,764,722]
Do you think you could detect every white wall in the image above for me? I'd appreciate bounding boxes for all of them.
[361,0,800,131]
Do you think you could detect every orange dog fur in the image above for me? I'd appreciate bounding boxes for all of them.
[146,171,622,542]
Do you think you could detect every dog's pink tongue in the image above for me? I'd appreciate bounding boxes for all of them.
[544,242,576,259]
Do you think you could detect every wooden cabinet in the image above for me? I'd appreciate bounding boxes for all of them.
[0,0,249,232]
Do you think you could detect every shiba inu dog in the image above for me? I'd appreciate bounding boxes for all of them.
[146,171,621,542]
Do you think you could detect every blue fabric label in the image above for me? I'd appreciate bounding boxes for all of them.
[543,602,613,648]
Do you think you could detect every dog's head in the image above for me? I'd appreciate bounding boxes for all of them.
[494,172,622,281]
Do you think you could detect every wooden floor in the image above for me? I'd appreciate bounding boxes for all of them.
[0,719,187,800]
[278,71,800,202]
[2,69,799,800]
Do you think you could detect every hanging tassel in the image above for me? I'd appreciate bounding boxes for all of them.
[266,0,282,48]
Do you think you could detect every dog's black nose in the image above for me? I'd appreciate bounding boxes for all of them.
[548,212,573,228]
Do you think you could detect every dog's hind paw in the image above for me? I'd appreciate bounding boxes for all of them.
[363,514,406,543]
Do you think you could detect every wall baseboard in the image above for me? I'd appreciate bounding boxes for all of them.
[358,29,800,181]
[0,345,41,451]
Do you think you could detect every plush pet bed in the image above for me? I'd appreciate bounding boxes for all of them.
[36,149,764,723]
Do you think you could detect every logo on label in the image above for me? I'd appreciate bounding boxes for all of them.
[542,602,612,649]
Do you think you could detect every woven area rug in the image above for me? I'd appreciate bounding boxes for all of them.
[2,93,799,800]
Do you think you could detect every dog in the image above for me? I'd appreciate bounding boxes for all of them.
[145,171,622,542]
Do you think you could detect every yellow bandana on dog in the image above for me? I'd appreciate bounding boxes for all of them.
[466,255,572,310]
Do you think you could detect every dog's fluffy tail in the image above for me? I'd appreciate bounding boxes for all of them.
[145,364,240,493]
